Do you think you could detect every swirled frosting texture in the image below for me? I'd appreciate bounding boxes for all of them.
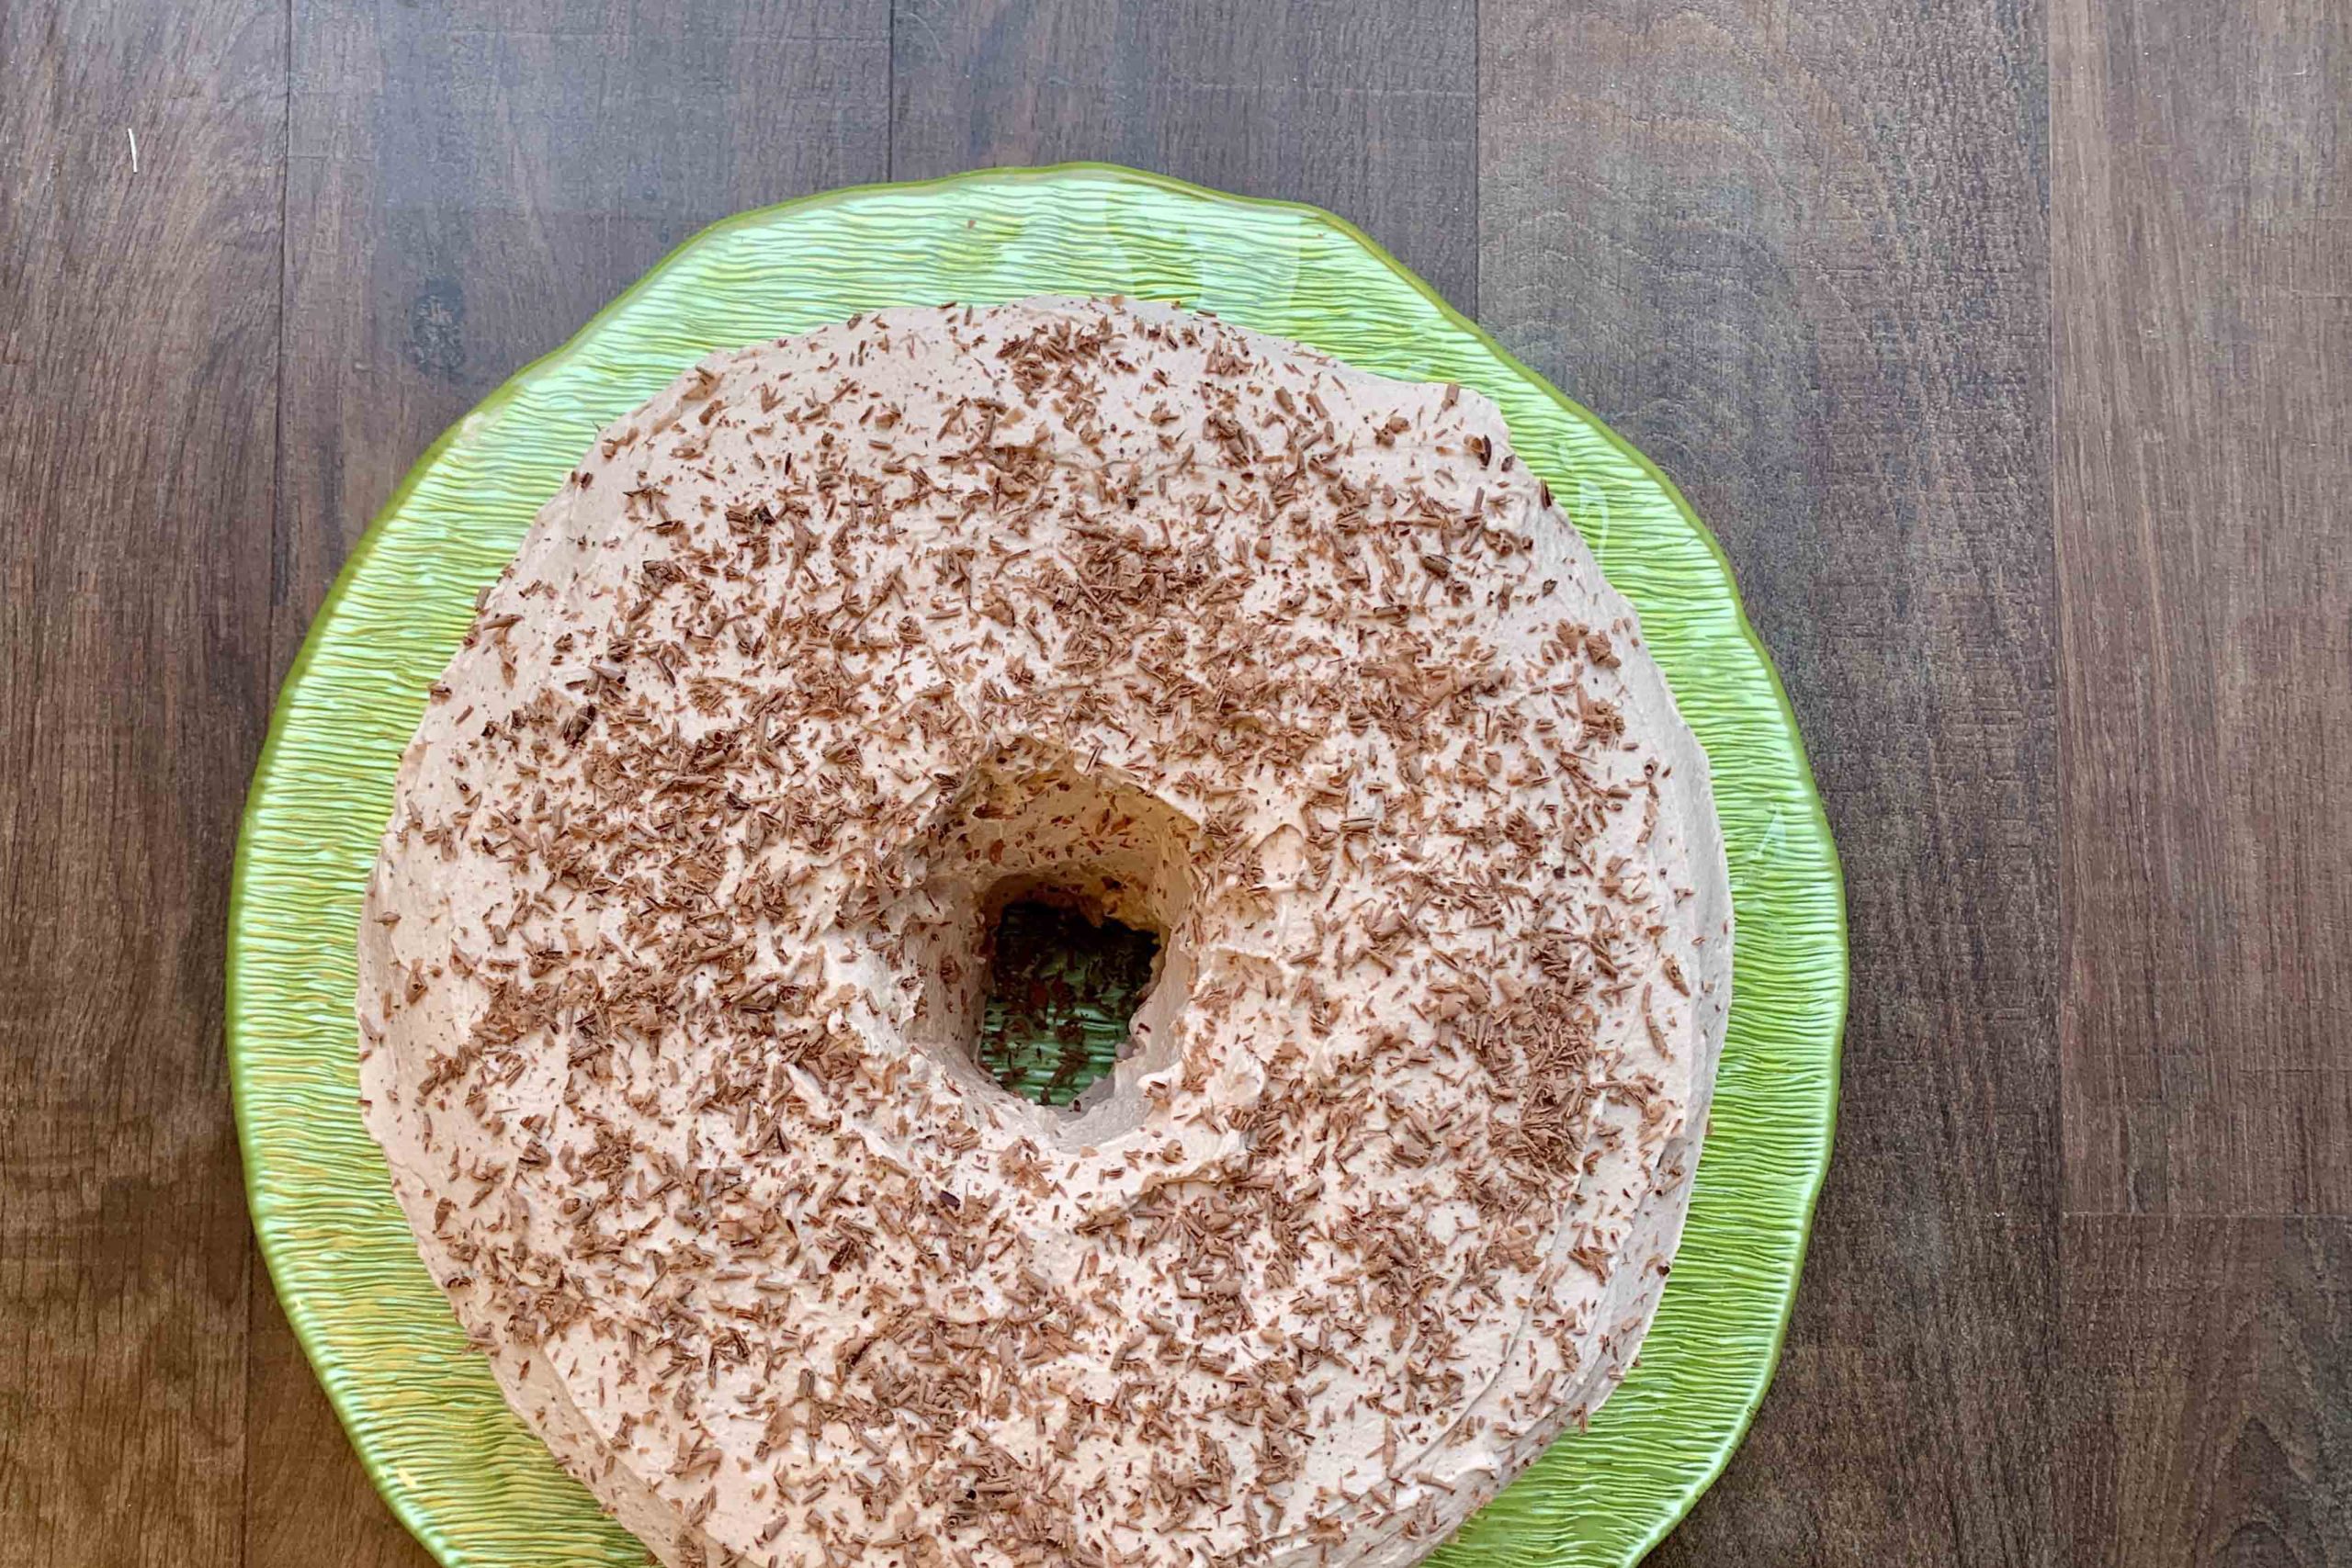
[358,299,1730,1568]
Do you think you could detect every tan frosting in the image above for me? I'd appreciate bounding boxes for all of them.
[357,299,1731,1568]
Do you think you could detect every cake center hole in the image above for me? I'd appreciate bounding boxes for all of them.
[970,894,1162,1108]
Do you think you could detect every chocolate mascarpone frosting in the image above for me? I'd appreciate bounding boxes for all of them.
[357,298,1731,1568]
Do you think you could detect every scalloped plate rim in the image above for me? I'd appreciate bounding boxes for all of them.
[228,161,1848,1568]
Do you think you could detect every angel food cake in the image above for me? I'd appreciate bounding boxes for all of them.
[357,298,1732,1568]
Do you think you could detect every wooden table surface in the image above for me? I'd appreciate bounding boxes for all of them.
[5,0,2346,1562]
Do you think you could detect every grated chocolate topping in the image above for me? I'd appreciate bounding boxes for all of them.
[358,299,1733,1568]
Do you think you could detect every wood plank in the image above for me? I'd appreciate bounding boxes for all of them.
[249,3,893,1557]
[1479,2,2057,1562]
[2061,1215,2352,1564]
[0,1,285,1563]
[269,0,893,675]
[888,0,1479,312]
[2053,0,2352,1217]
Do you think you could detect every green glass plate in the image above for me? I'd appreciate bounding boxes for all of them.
[229,164,1846,1568]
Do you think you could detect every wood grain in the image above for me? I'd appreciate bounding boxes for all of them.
[2062,1217,2352,1565]
[2053,0,2352,1218]
[1480,1,2058,1562]
[888,0,1479,312]
[0,1,285,1563]
[270,0,892,675]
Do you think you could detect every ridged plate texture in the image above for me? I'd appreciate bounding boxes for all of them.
[229,164,1847,1568]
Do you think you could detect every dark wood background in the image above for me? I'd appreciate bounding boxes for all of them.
[4,0,2346,1562]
